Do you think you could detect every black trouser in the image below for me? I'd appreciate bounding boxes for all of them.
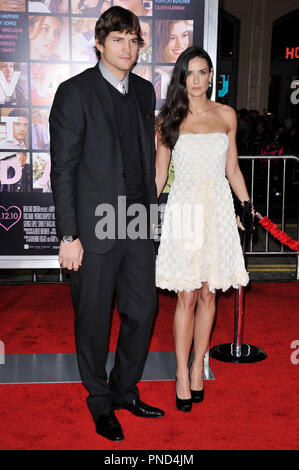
[70,235,156,420]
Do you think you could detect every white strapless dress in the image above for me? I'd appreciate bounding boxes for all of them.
[155,133,249,293]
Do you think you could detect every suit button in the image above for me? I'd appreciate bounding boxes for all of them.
[122,172,126,178]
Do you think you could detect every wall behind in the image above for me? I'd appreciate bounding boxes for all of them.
[220,0,299,112]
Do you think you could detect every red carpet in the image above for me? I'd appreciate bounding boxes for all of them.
[0,282,298,449]
[0,284,177,353]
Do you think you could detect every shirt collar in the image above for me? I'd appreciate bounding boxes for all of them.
[99,61,129,94]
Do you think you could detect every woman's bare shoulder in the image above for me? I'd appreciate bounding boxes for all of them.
[214,103,237,117]
[214,103,237,129]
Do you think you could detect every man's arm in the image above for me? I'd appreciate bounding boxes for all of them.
[49,80,85,238]
[49,80,86,270]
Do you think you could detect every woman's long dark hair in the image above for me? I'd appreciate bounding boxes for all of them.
[156,46,213,150]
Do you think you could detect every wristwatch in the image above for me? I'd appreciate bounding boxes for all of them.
[61,235,78,244]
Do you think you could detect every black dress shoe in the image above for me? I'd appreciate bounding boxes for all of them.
[113,398,165,418]
[95,411,124,441]
[191,388,204,403]
[176,394,192,412]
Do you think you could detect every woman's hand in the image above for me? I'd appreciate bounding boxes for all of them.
[236,215,245,231]
[236,204,256,232]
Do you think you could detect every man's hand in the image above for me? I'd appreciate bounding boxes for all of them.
[59,238,84,271]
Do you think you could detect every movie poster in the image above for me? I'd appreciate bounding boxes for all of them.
[0,0,205,259]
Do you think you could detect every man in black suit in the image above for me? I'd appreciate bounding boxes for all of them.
[49,6,164,442]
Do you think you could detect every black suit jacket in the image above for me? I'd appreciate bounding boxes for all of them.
[49,64,157,254]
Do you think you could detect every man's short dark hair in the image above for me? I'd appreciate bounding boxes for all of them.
[94,6,144,61]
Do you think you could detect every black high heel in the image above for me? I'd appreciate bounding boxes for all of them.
[191,388,204,403]
[176,394,192,412]
[175,378,192,412]
[190,364,204,403]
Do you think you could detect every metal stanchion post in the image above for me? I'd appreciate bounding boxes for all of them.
[233,283,245,358]
[210,230,267,363]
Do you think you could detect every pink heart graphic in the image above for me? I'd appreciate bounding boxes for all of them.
[0,206,22,231]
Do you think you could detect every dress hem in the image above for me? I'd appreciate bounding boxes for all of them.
[156,274,249,294]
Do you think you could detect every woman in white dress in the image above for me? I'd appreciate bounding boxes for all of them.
[155,47,253,412]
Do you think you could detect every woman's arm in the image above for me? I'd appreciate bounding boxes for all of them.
[224,107,251,204]
[155,131,171,198]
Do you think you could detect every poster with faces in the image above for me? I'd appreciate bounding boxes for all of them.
[0,62,28,105]
[154,19,193,63]
[29,15,69,61]
[0,0,204,158]
[71,17,97,62]
[0,0,205,255]
[0,107,30,149]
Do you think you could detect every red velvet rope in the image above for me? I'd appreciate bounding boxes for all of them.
[258,216,299,252]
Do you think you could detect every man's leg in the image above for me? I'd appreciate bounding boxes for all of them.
[70,244,124,420]
[109,237,157,404]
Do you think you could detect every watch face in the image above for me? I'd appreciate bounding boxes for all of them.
[63,235,73,243]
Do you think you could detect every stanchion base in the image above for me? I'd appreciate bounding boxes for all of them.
[210,343,267,364]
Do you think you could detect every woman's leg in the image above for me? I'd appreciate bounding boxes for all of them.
[174,290,198,399]
[191,283,216,391]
